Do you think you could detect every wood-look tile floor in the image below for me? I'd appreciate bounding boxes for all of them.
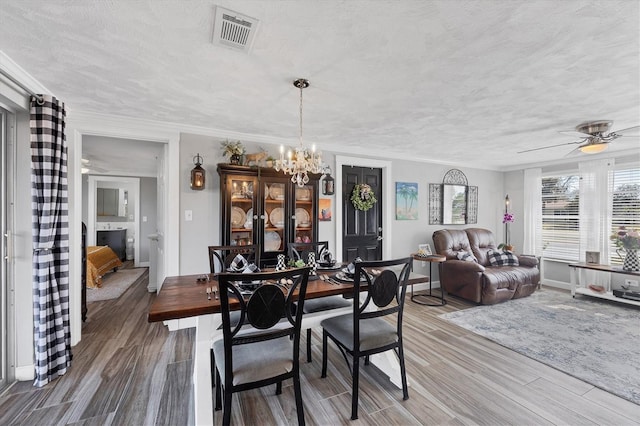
[1,272,639,425]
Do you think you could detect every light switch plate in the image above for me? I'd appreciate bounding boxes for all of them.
[185,210,193,221]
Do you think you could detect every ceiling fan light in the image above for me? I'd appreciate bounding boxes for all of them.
[579,143,608,154]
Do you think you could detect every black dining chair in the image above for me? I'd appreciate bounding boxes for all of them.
[207,244,259,389]
[320,257,412,420]
[208,244,259,274]
[213,267,310,425]
[288,241,351,362]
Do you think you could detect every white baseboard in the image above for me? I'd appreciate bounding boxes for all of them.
[15,365,34,381]
[137,261,150,267]
[542,279,570,290]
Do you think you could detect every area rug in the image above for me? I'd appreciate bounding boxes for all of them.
[440,289,640,405]
[86,268,146,302]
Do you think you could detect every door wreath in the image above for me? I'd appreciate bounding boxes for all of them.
[351,184,377,211]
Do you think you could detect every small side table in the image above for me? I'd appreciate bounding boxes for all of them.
[411,253,446,306]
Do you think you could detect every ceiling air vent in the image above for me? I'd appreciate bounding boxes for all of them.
[212,6,260,52]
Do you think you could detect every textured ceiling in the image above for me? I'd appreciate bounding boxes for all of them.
[1,0,639,171]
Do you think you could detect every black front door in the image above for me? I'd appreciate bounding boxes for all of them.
[342,166,383,261]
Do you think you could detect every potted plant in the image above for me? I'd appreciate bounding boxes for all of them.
[499,211,514,251]
[265,156,276,168]
[220,140,245,165]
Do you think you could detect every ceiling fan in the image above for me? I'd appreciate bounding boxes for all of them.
[81,158,109,174]
[518,120,640,155]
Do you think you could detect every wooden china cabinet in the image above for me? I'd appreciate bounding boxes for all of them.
[217,164,320,267]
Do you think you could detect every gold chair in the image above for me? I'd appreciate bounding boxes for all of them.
[320,257,412,420]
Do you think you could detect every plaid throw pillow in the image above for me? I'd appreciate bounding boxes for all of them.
[487,250,519,266]
[229,254,247,271]
[456,251,477,262]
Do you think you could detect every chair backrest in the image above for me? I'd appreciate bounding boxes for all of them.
[288,241,329,264]
[208,245,258,274]
[465,228,497,266]
[216,267,311,377]
[352,257,412,338]
[432,229,472,260]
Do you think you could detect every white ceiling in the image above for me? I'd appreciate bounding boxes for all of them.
[82,136,164,176]
[1,0,639,171]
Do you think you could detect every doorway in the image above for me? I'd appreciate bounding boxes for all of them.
[342,166,383,261]
[335,156,393,262]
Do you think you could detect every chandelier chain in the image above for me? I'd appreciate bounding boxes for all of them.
[299,83,303,145]
[274,78,324,187]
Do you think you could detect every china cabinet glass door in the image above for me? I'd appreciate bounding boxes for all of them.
[293,184,315,244]
[262,178,287,253]
[229,177,255,247]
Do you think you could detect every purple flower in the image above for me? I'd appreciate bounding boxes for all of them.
[503,212,514,224]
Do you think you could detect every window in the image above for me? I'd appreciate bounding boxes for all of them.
[541,174,580,261]
[610,167,640,265]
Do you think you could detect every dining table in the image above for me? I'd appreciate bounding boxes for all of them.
[148,266,427,425]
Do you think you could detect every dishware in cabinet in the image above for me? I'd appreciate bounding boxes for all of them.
[293,184,316,245]
[218,163,319,267]
[224,174,257,248]
[262,177,288,255]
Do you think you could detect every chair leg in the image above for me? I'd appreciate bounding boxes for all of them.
[351,355,360,420]
[215,368,222,411]
[276,381,282,395]
[210,349,216,388]
[398,343,409,401]
[223,389,232,426]
[306,328,312,362]
[364,355,370,366]
[294,373,306,425]
[321,330,328,378]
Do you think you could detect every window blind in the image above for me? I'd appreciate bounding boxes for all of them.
[610,167,640,265]
[541,175,580,261]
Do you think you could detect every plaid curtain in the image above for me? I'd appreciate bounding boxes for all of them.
[30,95,71,387]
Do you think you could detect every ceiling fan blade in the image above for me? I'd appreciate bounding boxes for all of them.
[517,140,583,154]
[611,125,640,136]
[558,130,592,138]
[564,146,583,157]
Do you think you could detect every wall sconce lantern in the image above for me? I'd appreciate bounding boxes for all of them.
[322,166,335,195]
[190,153,205,190]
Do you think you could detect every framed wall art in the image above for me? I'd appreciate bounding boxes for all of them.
[396,182,418,220]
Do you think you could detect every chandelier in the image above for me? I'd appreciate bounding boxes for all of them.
[275,78,323,187]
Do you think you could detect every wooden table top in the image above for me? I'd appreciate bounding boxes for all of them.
[148,269,428,323]
[411,253,446,262]
[569,262,640,276]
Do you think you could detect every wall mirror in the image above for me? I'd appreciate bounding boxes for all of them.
[429,169,477,225]
[97,187,128,218]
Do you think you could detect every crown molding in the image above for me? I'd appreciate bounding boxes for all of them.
[0,50,52,96]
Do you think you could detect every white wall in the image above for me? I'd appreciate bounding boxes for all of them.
[178,134,224,274]
[388,159,504,282]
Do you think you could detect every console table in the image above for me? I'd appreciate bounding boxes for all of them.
[568,262,640,307]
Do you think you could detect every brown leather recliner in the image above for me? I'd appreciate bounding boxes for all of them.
[432,228,540,304]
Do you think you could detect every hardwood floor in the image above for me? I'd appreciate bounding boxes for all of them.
[1,273,638,425]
